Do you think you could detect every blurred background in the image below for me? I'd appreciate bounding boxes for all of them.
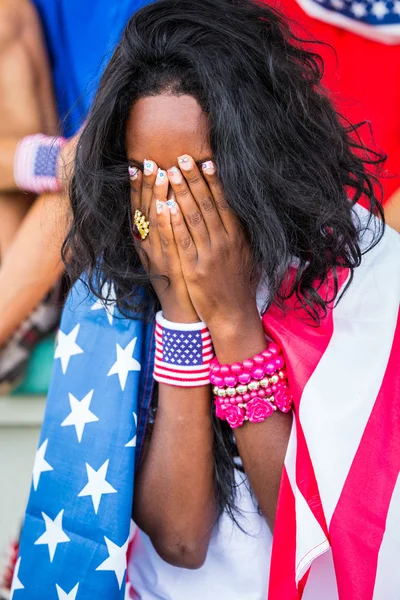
[0,0,399,596]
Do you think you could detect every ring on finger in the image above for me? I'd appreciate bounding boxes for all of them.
[133,208,150,241]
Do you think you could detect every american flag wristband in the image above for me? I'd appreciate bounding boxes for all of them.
[14,134,66,194]
[153,311,214,387]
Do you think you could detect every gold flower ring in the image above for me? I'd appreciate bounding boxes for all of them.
[133,209,150,241]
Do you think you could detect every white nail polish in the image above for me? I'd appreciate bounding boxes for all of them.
[166,199,178,215]
[202,161,215,175]
[128,166,139,180]
[156,169,166,185]
[156,200,163,214]
[144,160,154,175]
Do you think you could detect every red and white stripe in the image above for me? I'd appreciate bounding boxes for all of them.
[295,0,400,44]
[153,313,214,387]
[14,134,65,194]
[266,212,400,599]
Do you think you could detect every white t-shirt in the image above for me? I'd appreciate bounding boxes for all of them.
[128,471,272,600]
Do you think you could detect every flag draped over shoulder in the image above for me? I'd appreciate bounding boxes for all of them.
[13,208,400,600]
[266,219,400,599]
[12,280,155,600]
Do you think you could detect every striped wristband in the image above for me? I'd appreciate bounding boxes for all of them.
[153,311,214,387]
[14,134,66,194]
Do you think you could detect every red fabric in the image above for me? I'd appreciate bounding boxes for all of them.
[264,270,345,598]
[268,0,400,202]
[329,310,400,600]
[268,468,299,599]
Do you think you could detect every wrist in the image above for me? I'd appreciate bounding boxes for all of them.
[14,134,66,194]
[208,308,267,364]
[154,311,214,388]
[161,304,199,324]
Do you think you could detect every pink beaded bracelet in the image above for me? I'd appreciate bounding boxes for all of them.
[210,342,293,428]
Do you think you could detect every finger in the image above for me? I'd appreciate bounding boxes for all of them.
[201,160,237,234]
[176,154,224,240]
[141,159,158,216]
[167,195,198,273]
[129,165,142,207]
[156,191,181,276]
[167,163,210,248]
[152,168,169,210]
[129,166,146,249]
[146,169,168,256]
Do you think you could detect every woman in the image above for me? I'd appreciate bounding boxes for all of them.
[15,0,400,599]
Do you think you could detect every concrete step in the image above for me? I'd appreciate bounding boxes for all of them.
[0,395,45,571]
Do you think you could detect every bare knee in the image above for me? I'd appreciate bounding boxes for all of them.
[0,0,39,50]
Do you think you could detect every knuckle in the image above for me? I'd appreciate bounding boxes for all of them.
[180,236,192,251]
[159,235,170,249]
[217,199,230,212]
[148,217,158,228]
[130,180,141,192]
[188,211,203,228]
[213,179,225,195]
[214,237,228,253]
[200,196,214,213]
[172,215,185,228]
[176,186,191,199]
[186,174,202,186]
[142,180,153,191]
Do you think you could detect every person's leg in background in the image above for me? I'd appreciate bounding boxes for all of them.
[0,0,58,256]
[0,0,66,387]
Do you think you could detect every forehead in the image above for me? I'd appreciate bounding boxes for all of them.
[125,94,211,170]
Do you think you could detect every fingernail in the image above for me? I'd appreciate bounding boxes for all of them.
[156,169,167,185]
[156,200,163,214]
[202,160,215,175]
[128,166,139,181]
[166,199,178,215]
[167,166,183,184]
[177,155,192,171]
[144,159,155,175]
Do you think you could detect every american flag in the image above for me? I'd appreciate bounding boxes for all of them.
[296,0,400,42]
[11,279,156,599]
[266,213,400,598]
[12,207,400,599]
[154,316,213,386]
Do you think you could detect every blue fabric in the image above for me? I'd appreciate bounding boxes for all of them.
[15,280,155,598]
[15,4,157,597]
[31,0,151,137]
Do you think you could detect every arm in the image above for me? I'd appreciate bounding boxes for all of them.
[0,135,77,345]
[130,163,216,568]
[0,136,19,191]
[0,191,68,343]
[166,156,291,529]
[209,314,292,530]
[133,382,215,568]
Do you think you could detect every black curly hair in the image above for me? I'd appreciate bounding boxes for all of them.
[63,0,385,517]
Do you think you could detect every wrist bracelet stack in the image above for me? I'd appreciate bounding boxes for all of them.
[153,311,214,387]
[210,342,293,428]
[153,312,292,428]
[14,134,66,194]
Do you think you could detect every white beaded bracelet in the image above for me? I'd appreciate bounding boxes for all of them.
[153,311,214,387]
